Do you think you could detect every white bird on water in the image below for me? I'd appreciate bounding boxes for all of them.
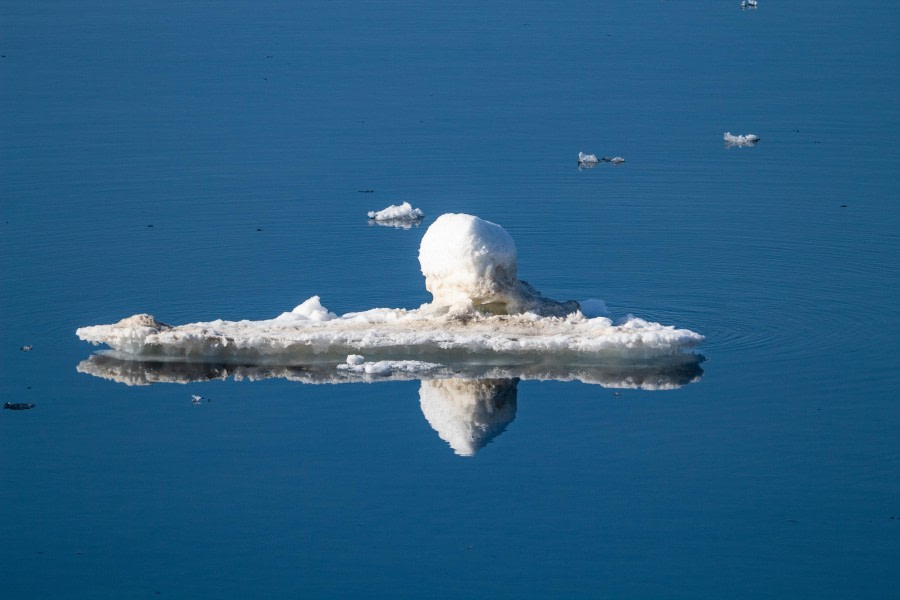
[578,151,599,164]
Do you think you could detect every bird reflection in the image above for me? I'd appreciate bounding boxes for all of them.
[419,378,518,457]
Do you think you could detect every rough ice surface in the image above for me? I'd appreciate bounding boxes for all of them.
[723,132,760,147]
[578,151,599,164]
[367,201,424,222]
[420,378,518,457]
[77,213,703,365]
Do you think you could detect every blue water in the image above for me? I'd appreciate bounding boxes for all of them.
[2,1,898,597]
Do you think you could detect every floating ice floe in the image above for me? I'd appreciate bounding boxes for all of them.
[367,201,424,228]
[741,0,758,9]
[602,156,625,164]
[77,213,702,366]
[578,151,599,164]
[724,132,760,147]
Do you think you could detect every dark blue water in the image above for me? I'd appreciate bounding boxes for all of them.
[2,1,898,597]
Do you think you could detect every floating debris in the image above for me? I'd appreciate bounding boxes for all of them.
[4,402,35,410]
[357,189,375,193]
[20,345,33,352]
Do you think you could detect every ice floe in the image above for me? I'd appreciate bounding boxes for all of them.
[77,213,702,366]
[724,132,760,147]
[578,151,599,164]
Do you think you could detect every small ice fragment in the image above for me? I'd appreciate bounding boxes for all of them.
[580,299,610,318]
[578,151,599,164]
[741,0,758,9]
[724,132,760,147]
[20,345,33,352]
[602,156,625,164]
[191,394,202,405]
[338,358,443,376]
[367,201,424,222]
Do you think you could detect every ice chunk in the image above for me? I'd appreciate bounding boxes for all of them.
[367,201,424,222]
[419,213,518,310]
[418,213,578,316]
[338,357,443,377]
[578,151,599,164]
[724,132,760,147]
[345,354,365,366]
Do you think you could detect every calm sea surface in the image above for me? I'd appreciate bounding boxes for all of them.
[2,1,898,598]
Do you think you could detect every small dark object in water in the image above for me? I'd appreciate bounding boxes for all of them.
[357,189,375,193]
[840,204,847,208]
[4,402,36,410]
[257,228,263,231]
[20,345,33,351]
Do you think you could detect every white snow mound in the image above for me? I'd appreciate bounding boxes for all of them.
[367,201,424,221]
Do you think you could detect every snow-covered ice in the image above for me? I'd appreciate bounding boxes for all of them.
[77,213,702,366]
[367,201,424,222]
[578,151,599,164]
[724,132,760,147]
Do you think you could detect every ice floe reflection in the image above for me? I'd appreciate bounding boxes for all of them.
[77,352,703,456]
